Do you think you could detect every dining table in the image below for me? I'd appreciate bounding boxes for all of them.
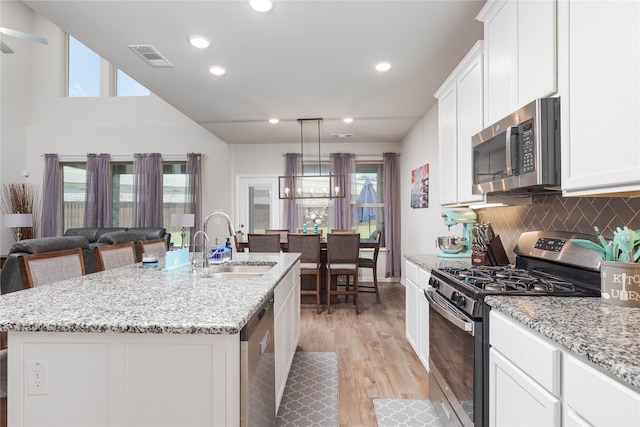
[235,233,380,305]
[235,234,380,252]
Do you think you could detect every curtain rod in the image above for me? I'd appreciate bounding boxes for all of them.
[42,154,204,162]
[281,153,399,159]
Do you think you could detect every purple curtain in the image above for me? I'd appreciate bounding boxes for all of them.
[187,153,202,250]
[84,153,111,228]
[41,154,60,237]
[384,152,401,278]
[283,153,301,232]
[133,153,163,228]
[330,153,356,230]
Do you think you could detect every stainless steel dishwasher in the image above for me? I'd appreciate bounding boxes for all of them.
[240,293,275,427]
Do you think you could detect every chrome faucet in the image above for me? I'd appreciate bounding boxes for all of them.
[203,211,237,261]
[192,230,210,268]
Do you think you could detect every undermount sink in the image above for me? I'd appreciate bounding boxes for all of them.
[207,263,275,279]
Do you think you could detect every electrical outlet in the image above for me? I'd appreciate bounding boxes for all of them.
[27,360,50,395]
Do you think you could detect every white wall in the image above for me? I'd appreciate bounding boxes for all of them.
[0,3,234,253]
[399,105,451,258]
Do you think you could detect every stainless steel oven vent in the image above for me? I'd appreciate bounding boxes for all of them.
[128,45,173,67]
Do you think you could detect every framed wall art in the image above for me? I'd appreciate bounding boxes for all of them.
[410,163,429,208]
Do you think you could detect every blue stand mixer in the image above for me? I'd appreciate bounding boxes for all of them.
[436,210,478,258]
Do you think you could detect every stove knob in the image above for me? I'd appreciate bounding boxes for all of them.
[429,277,440,289]
[451,291,466,307]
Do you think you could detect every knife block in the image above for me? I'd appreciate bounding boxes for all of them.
[472,235,510,266]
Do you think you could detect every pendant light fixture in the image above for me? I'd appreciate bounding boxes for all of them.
[279,118,345,200]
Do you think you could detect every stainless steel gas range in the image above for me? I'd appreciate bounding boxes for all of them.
[425,231,603,427]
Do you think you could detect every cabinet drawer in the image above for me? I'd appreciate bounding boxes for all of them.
[564,354,640,426]
[417,268,431,290]
[405,260,418,284]
[490,310,560,395]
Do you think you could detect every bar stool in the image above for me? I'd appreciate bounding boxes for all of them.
[287,233,322,314]
[326,233,360,314]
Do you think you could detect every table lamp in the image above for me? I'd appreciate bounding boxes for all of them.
[171,213,195,249]
[4,213,33,241]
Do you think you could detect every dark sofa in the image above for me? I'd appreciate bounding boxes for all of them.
[0,227,170,295]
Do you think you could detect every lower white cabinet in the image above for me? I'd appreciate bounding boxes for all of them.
[490,348,561,426]
[404,259,430,372]
[491,309,640,426]
[274,262,301,409]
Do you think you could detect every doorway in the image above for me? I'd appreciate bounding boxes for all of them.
[237,176,281,234]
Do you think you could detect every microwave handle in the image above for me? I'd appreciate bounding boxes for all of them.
[505,126,514,176]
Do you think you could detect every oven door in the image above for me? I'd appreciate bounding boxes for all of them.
[425,289,476,427]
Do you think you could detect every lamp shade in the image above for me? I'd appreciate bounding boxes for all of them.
[171,213,195,228]
[4,213,33,228]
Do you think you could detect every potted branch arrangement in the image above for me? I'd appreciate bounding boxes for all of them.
[572,226,640,307]
[1,183,41,241]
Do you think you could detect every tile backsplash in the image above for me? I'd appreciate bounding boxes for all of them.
[476,193,640,263]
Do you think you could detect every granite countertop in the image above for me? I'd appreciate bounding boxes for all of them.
[486,295,640,391]
[0,252,300,335]
[404,253,472,272]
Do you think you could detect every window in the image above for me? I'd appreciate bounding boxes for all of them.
[116,69,150,97]
[66,35,149,98]
[67,36,100,97]
[62,161,187,247]
[354,163,385,245]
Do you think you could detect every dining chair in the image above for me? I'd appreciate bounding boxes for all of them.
[358,231,382,304]
[247,233,281,253]
[288,233,322,314]
[18,248,86,289]
[326,233,361,314]
[137,238,168,261]
[265,229,289,239]
[330,229,356,234]
[94,241,137,271]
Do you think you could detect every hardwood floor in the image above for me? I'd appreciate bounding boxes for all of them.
[297,281,430,426]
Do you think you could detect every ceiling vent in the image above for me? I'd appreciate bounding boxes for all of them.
[128,45,173,67]
[331,133,353,139]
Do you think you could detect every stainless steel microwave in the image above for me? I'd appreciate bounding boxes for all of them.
[472,98,560,194]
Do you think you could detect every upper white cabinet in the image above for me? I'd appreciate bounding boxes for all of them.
[435,41,484,206]
[558,0,640,196]
[478,0,557,125]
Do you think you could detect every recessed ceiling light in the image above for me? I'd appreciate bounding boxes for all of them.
[249,0,275,13]
[188,35,210,49]
[343,117,354,124]
[375,61,392,72]
[269,118,280,124]
[208,66,227,76]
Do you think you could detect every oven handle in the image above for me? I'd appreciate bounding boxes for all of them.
[424,289,475,336]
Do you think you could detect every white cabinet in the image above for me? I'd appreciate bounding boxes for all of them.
[489,310,561,426]
[404,260,419,352]
[435,41,484,206]
[491,309,640,427]
[558,0,640,196]
[274,262,301,409]
[416,268,430,371]
[478,0,557,125]
[490,349,561,426]
[564,353,640,426]
[404,259,430,372]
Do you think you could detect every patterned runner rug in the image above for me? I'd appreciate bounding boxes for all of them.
[276,352,338,427]
[373,399,442,427]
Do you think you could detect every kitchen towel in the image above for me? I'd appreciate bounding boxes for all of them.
[373,399,442,427]
[276,352,338,427]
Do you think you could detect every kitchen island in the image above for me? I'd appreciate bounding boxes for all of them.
[0,252,300,426]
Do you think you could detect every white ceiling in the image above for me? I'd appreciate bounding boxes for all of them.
[22,0,485,145]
